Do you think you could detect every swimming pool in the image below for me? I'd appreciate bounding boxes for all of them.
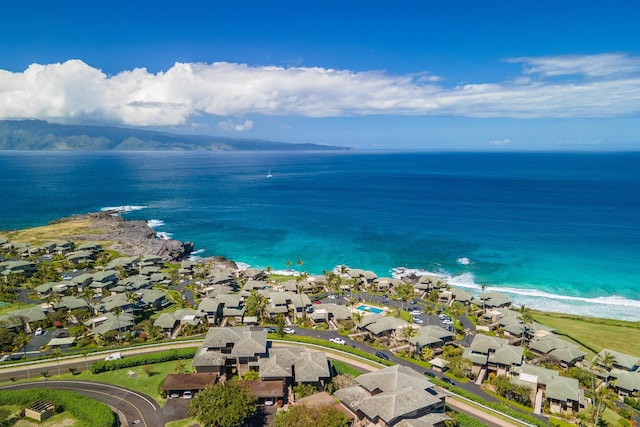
[356,304,384,314]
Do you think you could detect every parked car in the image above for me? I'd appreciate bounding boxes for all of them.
[413,317,424,324]
[264,399,274,406]
[329,337,346,345]
[169,392,180,399]
[104,352,122,361]
[183,391,193,399]
[441,377,456,386]
[312,300,321,304]
[375,351,390,360]
[34,327,43,336]
[283,327,296,334]
[263,327,276,333]
[424,371,436,378]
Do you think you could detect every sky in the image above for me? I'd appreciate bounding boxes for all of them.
[0,0,638,150]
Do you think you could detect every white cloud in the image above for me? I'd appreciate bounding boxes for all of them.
[217,119,253,132]
[0,54,638,127]
[506,53,640,77]
[488,138,512,146]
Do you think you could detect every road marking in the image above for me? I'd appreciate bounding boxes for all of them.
[46,384,151,427]
[52,380,159,411]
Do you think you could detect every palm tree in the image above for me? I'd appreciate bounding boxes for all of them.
[400,325,418,344]
[396,283,415,311]
[481,284,487,313]
[52,348,62,376]
[589,351,617,426]
[82,351,90,373]
[351,311,363,332]
[14,333,30,378]
[517,304,534,347]
[296,259,304,268]
[295,273,309,319]
[285,260,292,269]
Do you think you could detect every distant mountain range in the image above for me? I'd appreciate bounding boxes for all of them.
[0,120,348,151]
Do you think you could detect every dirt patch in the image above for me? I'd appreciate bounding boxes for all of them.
[128,370,138,378]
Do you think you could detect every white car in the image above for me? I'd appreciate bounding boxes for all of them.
[283,327,296,334]
[183,391,193,399]
[34,327,43,336]
[411,310,422,316]
[329,337,346,345]
[413,317,424,324]
[104,352,122,361]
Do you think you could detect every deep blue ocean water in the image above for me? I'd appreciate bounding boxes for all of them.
[1,150,638,320]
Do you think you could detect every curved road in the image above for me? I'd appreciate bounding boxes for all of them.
[0,380,164,427]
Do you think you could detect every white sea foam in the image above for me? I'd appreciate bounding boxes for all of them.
[236,262,252,270]
[155,231,173,240]
[146,219,165,228]
[457,257,472,265]
[100,205,146,214]
[191,249,205,256]
[447,271,640,320]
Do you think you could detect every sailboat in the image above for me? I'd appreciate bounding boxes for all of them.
[266,169,273,178]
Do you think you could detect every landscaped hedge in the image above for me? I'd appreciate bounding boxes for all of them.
[90,347,197,374]
[0,389,116,427]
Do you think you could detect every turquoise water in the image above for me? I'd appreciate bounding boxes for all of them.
[356,305,385,314]
[0,150,638,320]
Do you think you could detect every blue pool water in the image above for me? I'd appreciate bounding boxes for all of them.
[356,305,385,314]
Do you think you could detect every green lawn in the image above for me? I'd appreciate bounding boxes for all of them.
[532,311,640,356]
[332,360,363,377]
[165,417,198,427]
[53,360,193,405]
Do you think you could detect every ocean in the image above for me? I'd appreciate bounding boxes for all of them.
[1,150,638,320]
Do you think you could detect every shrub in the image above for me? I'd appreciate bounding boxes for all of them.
[0,389,116,427]
[90,347,197,374]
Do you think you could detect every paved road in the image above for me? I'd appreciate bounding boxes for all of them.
[0,380,164,427]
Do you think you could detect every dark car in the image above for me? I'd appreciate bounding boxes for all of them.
[441,377,456,386]
[263,327,276,333]
[375,351,390,360]
[423,371,436,378]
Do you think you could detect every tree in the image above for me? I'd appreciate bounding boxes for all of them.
[295,272,309,319]
[396,282,415,311]
[517,304,534,347]
[188,382,257,427]
[481,284,487,313]
[52,348,63,376]
[13,332,30,378]
[590,351,617,426]
[245,290,268,322]
[275,403,350,427]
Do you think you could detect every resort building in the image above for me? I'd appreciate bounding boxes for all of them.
[513,364,583,415]
[259,346,331,389]
[192,326,268,377]
[463,334,524,383]
[335,365,448,427]
[528,335,586,368]
[409,325,455,355]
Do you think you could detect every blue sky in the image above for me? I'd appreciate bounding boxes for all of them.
[0,0,638,150]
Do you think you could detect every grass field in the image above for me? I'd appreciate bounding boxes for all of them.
[532,311,640,357]
[0,219,107,245]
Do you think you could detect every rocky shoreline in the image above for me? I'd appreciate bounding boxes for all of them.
[50,210,196,262]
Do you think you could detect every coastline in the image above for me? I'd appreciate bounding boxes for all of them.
[1,151,638,322]
[2,210,640,326]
